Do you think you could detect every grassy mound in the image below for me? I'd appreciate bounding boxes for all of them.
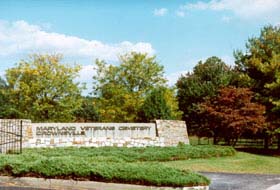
[21,144,236,162]
[0,145,236,186]
[0,156,209,187]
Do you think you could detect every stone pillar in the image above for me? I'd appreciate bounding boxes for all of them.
[21,120,33,142]
[155,120,189,146]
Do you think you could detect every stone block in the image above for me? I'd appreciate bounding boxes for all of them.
[156,120,189,146]
[28,139,37,144]
[50,139,55,145]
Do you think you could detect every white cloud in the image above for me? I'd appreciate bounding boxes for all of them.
[78,65,95,84]
[221,16,232,23]
[0,20,155,95]
[0,71,4,79]
[220,55,235,66]
[176,10,186,17]
[179,0,280,20]
[153,8,168,16]
[76,65,96,95]
[0,20,155,62]
[166,57,202,86]
[185,1,210,10]
[166,70,189,86]
[175,4,188,17]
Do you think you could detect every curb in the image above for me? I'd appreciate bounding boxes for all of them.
[0,176,209,190]
[266,183,280,190]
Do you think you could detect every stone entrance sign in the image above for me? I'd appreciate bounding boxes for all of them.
[22,120,189,148]
[34,123,156,139]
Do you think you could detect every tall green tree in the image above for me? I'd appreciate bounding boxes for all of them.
[176,56,234,135]
[235,25,280,149]
[5,54,83,122]
[93,52,166,122]
[0,77,8,117]
[74,96,100,122]
[0,77,21,118]
[138,87,182,122]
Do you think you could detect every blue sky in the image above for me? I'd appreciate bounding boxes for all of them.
[0,0,279,94]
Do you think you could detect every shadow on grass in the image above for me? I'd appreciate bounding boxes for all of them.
[236,148,280,157]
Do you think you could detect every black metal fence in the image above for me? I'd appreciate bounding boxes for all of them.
[192,136,279,149]
[0,119,23,154]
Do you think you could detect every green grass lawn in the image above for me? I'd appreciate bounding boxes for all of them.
[1,145,236,187]
[1,145,278,187]
[164,151,280,174]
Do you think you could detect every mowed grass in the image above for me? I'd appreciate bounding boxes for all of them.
[21,145,236,162]
[3,145,278,186]
[0,145,236,187]
[164,151,280,174]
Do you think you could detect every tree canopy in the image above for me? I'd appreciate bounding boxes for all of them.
[74,96,100,122]
[0,25,278,149]
[176,56,234,134]
[138,87,182,122]
[235,25,280,143]
[0,77,15,118]
[5,54,83,122]
[199,87,266,145]
[93,52,167,122]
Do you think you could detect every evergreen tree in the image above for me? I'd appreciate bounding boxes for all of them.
[139,87,172,122]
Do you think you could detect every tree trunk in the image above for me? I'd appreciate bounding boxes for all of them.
[232,137,238,147]
[264,134,269,150]
[277,134,280,151]
[213,135,217,145]
[226,137,231,146]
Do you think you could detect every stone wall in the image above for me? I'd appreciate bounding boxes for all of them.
[33,123,156,139]
[156,120,189,146]
[20,120,189,148]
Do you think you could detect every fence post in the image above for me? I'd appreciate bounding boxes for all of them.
[20,120,23,154]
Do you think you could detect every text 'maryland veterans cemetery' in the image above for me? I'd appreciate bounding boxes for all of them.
[17,120,189,148]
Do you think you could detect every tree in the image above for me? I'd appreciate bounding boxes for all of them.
[74,96,100,122]
[93,52,166,122]
[0,77,21,118]
[0,77,8,117]
[235,25,280,149]
[163,87,183,120]
[5,54,83,122]
[176,56,234,135]
[138,87,182,122]
[199,87,266,145]
[0,77,11,117]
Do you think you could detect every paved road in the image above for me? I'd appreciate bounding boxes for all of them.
[0,181,50,190]
[0,187,48,190]
[0,174,280,190]
[202,172,280,190]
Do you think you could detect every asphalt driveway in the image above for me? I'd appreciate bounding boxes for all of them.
[202,172,280,190]
[0,173,280,190]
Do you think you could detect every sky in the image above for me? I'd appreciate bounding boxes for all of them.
[0,0,280,95]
